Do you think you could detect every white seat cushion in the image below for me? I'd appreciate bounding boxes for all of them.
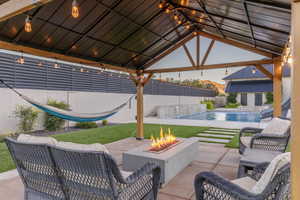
[261,118,290,136]
[231,177,257,191]
[56,141,109,153]
[251,152,291,194]
[17,134,57,145]
[286,110,292,119]
[240,136,252,147]
[121,170,133,179]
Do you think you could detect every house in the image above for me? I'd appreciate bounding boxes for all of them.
[223,64,291,108]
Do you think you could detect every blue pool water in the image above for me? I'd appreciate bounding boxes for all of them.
[177,111,261,122]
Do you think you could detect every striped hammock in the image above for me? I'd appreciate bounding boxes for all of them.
[0,79,134,122]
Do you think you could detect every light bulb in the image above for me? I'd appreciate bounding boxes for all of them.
[165,8,170,14]
[193,31,198,36]
[185,24,190,30]
[177,20,182,25]
[24,16,32,33]
[191,10,196,15]
[225,69,228,75]
[288,56,293,64]
[19,57,25,64]
[252,68,256,74]
[72,0,79,18]
[173,14,179,21]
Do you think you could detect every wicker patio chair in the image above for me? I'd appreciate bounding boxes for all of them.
[5,138,161,200]
[239,118,291,154]
[49,145,161,200]
[4,137,66,200]
[194,162,290,200]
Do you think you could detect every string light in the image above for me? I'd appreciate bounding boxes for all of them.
[177,20,182,25]
[165,7,171,14]
[191,10,196,15]
[193,31,198,36]
[288,56,293,64]
[24,15,32,33]
[225,68,228,75]
[72,0,79,18]
[38,62,43,67]
[173,14,179,21]
[185,24,190,30]
[158,1,164,9]
[54,58,60,69]
[17,51,25,64]
[252,67,256,74]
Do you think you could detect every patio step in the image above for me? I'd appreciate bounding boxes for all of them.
[198,137,230,144]
[209,128,240,133]
[198,133,234,139]
[203,130,237,135]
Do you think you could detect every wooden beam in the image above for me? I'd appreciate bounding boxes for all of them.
[196,35,200,66]
[142,73,153,86]
[254,64,273,79]
[143,33,195,68]
[201,40,215,66]
[0,40,135,73]
[273,60,282,117]
[0,0,52,22]
[197,31,275,58]
[144,58,277,73]
[182,44,196,67]
[291,2,300,199]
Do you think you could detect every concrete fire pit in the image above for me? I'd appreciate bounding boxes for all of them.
[122,137,199,185]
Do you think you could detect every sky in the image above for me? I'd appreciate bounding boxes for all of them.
[149,37,265,84]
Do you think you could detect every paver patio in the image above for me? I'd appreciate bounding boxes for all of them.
[0,138,240,200]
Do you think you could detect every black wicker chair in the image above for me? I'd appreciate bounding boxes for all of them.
[239,118,291,154]
[5,138,161,200]
[194,162,290,200]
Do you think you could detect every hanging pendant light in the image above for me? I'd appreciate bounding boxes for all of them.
[72,0,79,18]
[252,67,256,74]
[24,16,32,33]
[17,51,25,64]
[54,58,60,69]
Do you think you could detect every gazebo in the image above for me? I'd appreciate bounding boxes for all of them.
[0,0,299,198]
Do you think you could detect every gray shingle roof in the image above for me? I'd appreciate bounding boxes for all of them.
[225,80,273,93]
[223,64,291,80]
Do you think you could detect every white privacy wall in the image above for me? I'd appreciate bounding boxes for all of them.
[0,88,210,134]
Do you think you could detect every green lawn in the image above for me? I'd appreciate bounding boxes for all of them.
[0,123,209,173]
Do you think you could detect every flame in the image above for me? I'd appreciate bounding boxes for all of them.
[150,128,178,152]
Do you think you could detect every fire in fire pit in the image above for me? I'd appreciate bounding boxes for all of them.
[149,128,180,152]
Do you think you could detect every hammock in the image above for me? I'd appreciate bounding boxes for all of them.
[0,79,134,122]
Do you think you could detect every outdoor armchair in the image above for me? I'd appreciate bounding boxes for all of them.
[239,118,290,154]
[5,137,161,200]
[194,162,290,200]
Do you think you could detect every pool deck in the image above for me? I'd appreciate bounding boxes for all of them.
[144,117,269,129]
[0,138,241,200]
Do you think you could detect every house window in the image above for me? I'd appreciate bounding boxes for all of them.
[255,93,263,106]
[241,93,247,106]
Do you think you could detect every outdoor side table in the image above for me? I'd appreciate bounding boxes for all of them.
[238,149,282,178]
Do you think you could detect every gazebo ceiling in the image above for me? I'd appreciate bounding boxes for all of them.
[0,0,291,71]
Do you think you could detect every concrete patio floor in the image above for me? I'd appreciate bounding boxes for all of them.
[0,137,241,200]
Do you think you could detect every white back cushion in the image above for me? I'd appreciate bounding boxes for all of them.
[251,152,290,194]
[17,134,58,145]
[261,118,290,135]
[286,110,292,119]
[56,141,109,153]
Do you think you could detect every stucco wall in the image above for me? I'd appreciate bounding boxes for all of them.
[0,88,213,134]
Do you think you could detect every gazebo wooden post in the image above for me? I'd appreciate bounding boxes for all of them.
[131,71,153,140]
[273,60,282,117]
[292,1,300,199]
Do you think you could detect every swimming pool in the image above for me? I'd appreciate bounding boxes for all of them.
[176,111,261,122]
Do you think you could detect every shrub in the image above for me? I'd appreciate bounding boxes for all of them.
[14,105,39,133]
[75,122,98,129]
[225,103,240,108]
[102,120,108,126]
[227,93,237,104]
[0,131,16,142]
[44,100,70,131]
[201,100,215,110]
[265,92,273,104]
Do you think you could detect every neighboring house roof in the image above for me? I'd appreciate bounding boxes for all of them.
[225,80,273,93]
[223,64,291,80]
